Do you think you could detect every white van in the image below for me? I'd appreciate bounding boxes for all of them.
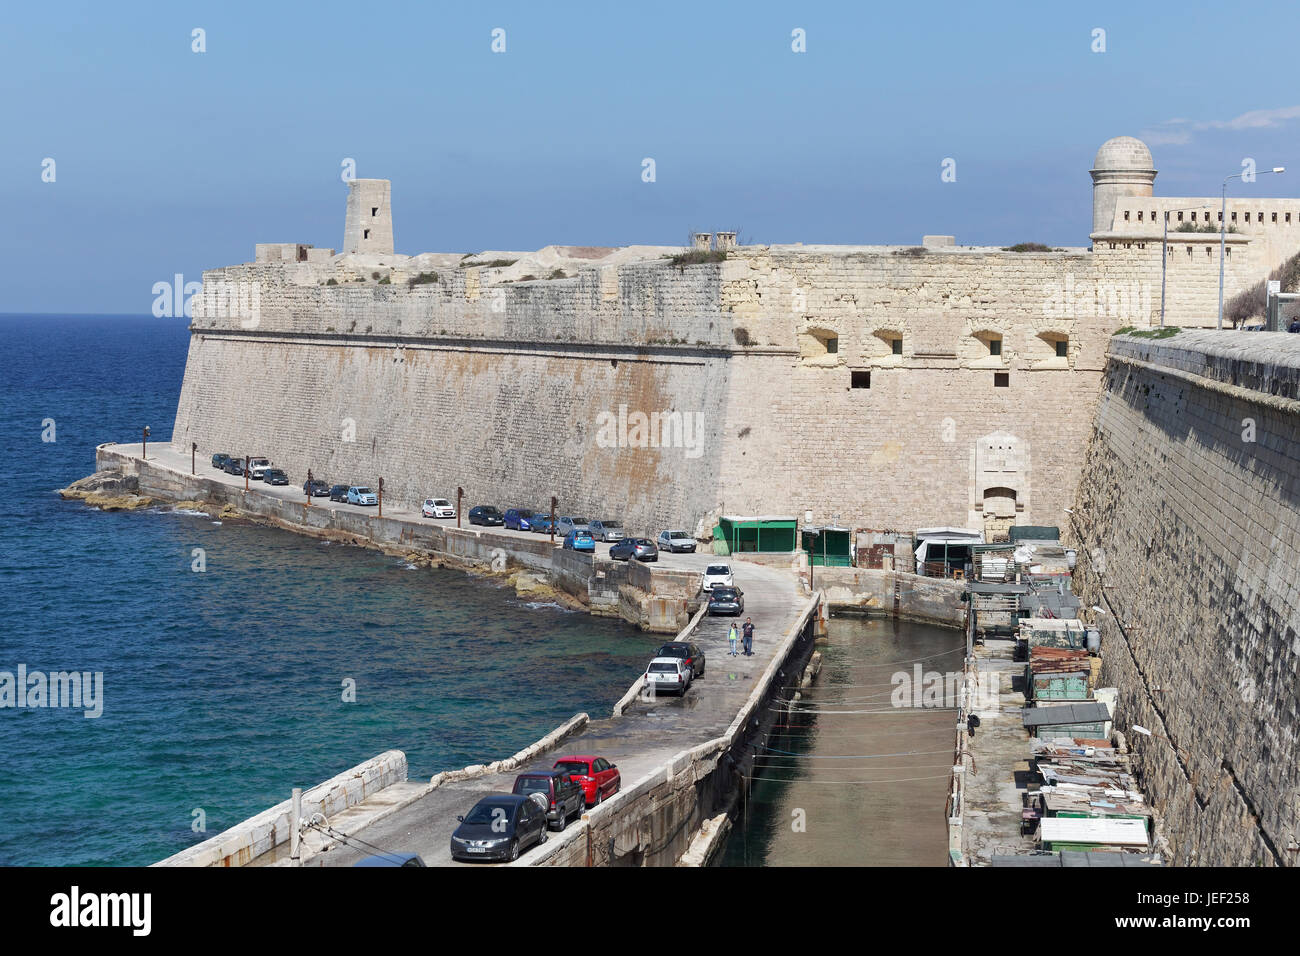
[246,457,271,480]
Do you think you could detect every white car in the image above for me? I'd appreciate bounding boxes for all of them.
[644,657,692,696]
[700,563,734,591]
[657,530,696,553]
[422,497,456,519]
[247,457,272,481]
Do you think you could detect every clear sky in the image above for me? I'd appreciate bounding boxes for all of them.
[4,0,1299,313]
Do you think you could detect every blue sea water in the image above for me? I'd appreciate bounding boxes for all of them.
[0,315,659,866]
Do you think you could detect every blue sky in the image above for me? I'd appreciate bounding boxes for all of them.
[3,0,1299,313]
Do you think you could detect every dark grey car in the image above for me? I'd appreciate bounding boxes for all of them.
[511,770,584,831]
[450,793,548,863]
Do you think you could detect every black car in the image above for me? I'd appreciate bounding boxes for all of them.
[511,770,584,831]
[328,484,350,502]
[450,793,548,863]
[469,506,504,527]
[610,538,658,562]
[263,468,289,486]
[211,453,231,470]
[223,458,246,476]
[707,586,744,616]
[657,641,706,679]
[304,479,330,497]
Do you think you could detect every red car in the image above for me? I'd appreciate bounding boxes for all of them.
[552,755,620,807]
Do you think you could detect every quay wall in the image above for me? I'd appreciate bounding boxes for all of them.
[95,445,684,631]
[155,751,407,867]
[1070,330,1300,866]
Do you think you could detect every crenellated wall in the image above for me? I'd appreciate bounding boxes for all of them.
[1069,331,1300,866]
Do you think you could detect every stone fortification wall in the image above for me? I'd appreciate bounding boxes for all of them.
[1070,330,1300,866]
[174,240,1290,542]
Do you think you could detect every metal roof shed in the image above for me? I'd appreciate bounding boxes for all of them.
[717,515,798,554]
[801,525,852,566]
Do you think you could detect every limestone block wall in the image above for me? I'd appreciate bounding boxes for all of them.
[1069,331,1300,866]
[176,241,1289,543]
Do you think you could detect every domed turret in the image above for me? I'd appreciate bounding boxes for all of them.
[1090,137,1157,235]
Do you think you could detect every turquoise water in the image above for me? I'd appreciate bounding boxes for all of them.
[0,315,660,866]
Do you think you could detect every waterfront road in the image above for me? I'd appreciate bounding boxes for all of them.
[253,559,805,867]
[111,443,734,576]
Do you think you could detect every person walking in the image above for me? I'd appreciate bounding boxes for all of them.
[742,618,754,656]
[728,622,739,656]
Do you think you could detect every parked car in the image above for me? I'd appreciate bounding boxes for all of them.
[348,486,378,506]
[469,506,504,526]
[609,538,658,562]
[563,530,596,552]
[552,755,620,807]
[263,468,289,486]
[530,512,555,534]
[701,563,734,591]
[645,657,692,696]
[328,484,350,502]
[353,853,426,867]
[503,508,534,531]
[557,516,591,536]
[589,519,625,542]
[449,793,548,863]
[511,770,584,832]
[658,530,696,553]
[223,458,247,476]
[422,497,455,518]
[707,585,745,615]
[211,453,231,470]
[303,478,330,497]
[657,641,706,679]
[246,457,272,481]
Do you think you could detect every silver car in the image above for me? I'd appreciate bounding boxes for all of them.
[657,530,696,553]
[589,519,625,542]
[557,516,590,537]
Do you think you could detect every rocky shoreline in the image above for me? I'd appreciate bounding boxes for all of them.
[60,468,589,612]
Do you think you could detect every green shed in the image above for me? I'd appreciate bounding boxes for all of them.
[801,526,853,567]
[717,515,798,554]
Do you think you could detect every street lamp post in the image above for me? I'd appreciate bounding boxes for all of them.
[1218,166,1285,330]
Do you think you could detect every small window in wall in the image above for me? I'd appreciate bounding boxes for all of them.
[363,229,371,239]
[826,337,839,354]
[1273,212,1278,223]
[1055,339,1069,358]
[851,370,871,389]
[891,338,903,355]
[1245,212,1251,223]
[371,207,379,216]
[1257,211,1263,222]
[994,372,1009,388]
[1177,211,1184,221]
[1124,210,1130,221]
[1137,211,1143,221]
[1232,212,1237,222]
[989,337,1002,356]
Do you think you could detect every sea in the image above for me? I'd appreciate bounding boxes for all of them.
[0,314,661,866]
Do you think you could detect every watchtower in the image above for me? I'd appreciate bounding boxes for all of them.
[343,179,394,255]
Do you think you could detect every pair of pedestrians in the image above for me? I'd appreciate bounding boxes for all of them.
[728,618,755,656]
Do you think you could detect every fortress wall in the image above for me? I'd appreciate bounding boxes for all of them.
[192,260,730,347]
[1069,331,1300,866]
[170,330,730,534]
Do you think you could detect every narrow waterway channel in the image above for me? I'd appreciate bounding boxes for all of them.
[719,614,965,866]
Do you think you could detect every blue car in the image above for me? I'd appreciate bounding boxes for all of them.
[530,512,556,534]
[563,530,595,552]
[504,508,534,531]
[347,485,378,506]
